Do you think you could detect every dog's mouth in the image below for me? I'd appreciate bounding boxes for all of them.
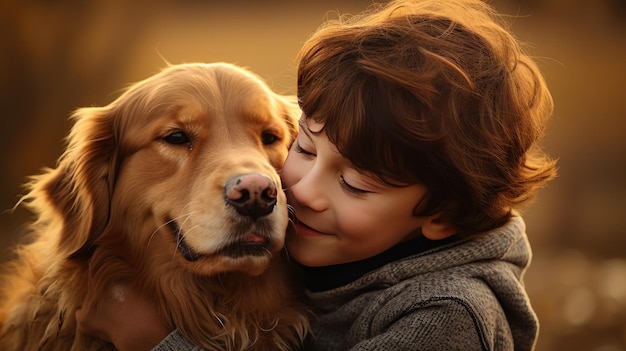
[167,220,272,262]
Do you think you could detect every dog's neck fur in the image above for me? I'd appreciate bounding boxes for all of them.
[81,235,308,350]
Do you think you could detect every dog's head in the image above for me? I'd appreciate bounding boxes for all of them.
[39,63,299,276]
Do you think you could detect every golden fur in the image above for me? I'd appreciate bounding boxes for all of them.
[0,63,308,350]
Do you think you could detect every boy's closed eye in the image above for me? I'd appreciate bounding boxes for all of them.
[339,175,370,195]
[295,142,316,157]
[294,140,370,195]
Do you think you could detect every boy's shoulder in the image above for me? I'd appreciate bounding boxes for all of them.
[385,216,532,315]
[385,263,505,321]
[347,258,531,349]
[314,271,517,350]
[307,218,537,349]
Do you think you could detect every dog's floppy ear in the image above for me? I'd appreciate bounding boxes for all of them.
[39,105,119,260]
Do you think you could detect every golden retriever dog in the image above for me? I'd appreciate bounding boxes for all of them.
[0,62,308,350]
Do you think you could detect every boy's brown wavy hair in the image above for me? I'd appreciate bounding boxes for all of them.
[296,0,557,236]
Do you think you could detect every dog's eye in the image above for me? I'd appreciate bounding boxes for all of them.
[163,131,190,145]
[261,132,278,145]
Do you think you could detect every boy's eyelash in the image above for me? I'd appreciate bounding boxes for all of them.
[340,175,369,195]
[294,141,368,195]
[295,143,316,157]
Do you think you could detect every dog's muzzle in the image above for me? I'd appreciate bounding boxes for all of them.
[168,221,272,261]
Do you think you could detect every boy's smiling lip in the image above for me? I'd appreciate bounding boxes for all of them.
[294,218,332,237]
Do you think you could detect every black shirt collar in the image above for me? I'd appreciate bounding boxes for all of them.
[297,234,458,292]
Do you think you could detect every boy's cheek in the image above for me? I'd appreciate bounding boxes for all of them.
[279,153,299,187]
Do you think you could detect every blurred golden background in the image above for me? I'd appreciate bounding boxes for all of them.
[1,0,625,350]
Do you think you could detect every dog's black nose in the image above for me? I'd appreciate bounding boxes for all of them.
[224,173,277,219]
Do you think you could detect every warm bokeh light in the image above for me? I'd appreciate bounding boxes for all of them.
[1,1,625,350]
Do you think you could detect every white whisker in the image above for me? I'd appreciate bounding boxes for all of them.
[144,210,200,263]
[148,218,176,248]
[147,212,197,248]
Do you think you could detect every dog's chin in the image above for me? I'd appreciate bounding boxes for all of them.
[168,220,279,276]
[179,253,274,276]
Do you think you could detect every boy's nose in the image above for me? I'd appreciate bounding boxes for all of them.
[289,172,329,212]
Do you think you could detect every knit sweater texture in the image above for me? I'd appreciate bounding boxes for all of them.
[153,216,538,350]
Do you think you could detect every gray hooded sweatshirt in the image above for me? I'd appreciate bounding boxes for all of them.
[153,216,537,350]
